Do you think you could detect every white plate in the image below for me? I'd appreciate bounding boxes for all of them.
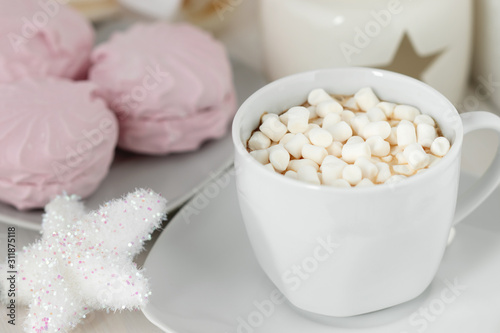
[142,170,500,333]
[0,60,266,231]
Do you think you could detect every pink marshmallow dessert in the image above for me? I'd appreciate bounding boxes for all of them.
[89,22,237,155]
[0,78,118,210]
[0,0,94,83]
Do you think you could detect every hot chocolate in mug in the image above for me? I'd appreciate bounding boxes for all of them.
[232,68,500,316]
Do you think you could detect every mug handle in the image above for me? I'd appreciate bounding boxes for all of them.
[453,111,500,225]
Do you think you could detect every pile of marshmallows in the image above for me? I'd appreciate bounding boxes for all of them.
[246,87,451,187]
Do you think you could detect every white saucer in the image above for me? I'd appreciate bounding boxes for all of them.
[143,170,500,333]
[0,59,266,231]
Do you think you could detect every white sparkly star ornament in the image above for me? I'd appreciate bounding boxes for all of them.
[0,189,167,333]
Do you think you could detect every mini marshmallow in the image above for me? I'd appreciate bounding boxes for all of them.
[260,116,288,142]
[387,127,398,145]
[354,87,380,111]
[366,136,390,157]
[286,106,310,134]
[407,150,430,170]
[342,165,363,185]
[354,157,378,181]
[376,102,396,118]
[417,123,437,148]
[321,163,345,185]
[362,121,391,139]
[312,118,324,125]
[317,100,343,117]
[414,114,436,126]
[322,113,342,128]
[343,97,359,110]
[284,170,298,179]
[321,155,347,168]
[307,106,318,119]
[356,178,375,187]
[376,162,392,183]
[279,113,289,125]
[279,133,295,146]
[389,119,400,126]
[331,179,351,188]
[403,143,427,163]
[288,159,319,172]
[397,120,417,148]
[381,155,393,163]
[342,142,371,163]
[308,88,333,106]
[262,113,279,122]
[346,136,365,145]
[304,124,320,137]
[250,149,269,165]
[396,152,407,164]
[328,121,353,142]
[391,145,403,155]
[284,133,309,159]
[393,105,420,121]
[431,137,451,156]
[350,114,370,135]
[248,131,271,150]
[403,143,426,161]
[326,141,343,157]
[302,144,328,165]
[269,145,290,172]
[385,175,407,184]
[309,128,333,148]
[263,163,275,172]
[297,165,321,185]
[341,110,356,122]
[367,107,387,122]
[393,164,415,176]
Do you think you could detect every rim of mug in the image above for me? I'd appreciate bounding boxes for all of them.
[232,67,463,192]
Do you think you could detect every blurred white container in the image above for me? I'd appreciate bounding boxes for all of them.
[118,0,239,32]
[474,0,500,113]
[118,0,181,20]
[260,0,472,104]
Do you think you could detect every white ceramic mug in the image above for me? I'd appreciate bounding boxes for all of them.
[232,68,500,317]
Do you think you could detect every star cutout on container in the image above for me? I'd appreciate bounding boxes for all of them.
[0,189,167,333]
[378,33,445,80]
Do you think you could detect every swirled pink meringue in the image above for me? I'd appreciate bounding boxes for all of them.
[89,22,237,155]
[0,0,94,83]
[0,78,118,210]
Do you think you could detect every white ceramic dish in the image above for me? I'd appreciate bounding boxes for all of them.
[142,170,500,333]
[0,60,266,231]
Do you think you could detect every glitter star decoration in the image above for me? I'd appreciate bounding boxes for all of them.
[0,189,167,332]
